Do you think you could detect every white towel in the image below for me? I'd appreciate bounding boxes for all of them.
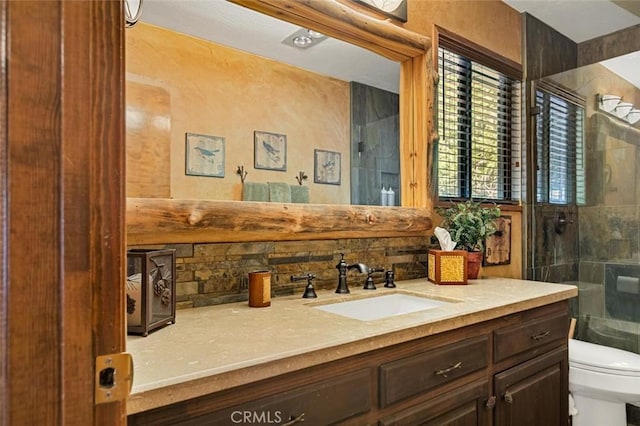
[569,393,578,416]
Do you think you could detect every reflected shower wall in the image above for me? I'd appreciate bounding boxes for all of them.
[350,82,400,206]
[542,60,640,353]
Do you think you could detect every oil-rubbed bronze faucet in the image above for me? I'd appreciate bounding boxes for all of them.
[335,253,369,294]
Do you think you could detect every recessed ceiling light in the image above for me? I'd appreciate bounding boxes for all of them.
[293,35,313,47]
[282,27,328,49]
[307,29,324,39]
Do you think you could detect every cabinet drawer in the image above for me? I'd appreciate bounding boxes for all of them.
[178,368,371,426]
[380,335,488,407]
[494,311,567,362]
[379,379,489,426]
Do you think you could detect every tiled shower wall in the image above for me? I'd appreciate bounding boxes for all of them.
[527,204,580,284]
[576,113,640,353]
[130,236,430,309]
[350,82,400,206]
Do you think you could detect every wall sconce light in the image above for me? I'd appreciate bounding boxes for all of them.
[615,102,634,118]
[598,94,621,112]
[627,109,640,125]
[597,94,639,126]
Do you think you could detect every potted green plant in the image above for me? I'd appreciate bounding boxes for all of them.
[435,200,501,279]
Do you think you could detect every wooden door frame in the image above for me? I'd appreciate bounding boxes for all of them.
[0,1,125,424]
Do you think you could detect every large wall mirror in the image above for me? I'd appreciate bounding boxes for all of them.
[126,0,433,244]
[128,0,403,205]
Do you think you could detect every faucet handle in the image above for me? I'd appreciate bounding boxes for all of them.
[291,273,317,299]
[364,267,384,290]
[384,270,396,288]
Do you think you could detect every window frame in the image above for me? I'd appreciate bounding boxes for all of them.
[435,27,523,204]
[533,80,586,206]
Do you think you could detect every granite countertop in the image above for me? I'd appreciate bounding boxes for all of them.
[126,277,577,414]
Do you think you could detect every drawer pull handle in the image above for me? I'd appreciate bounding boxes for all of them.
[532,331,551,341]
[435,361,463,378]
[282,413,305,426]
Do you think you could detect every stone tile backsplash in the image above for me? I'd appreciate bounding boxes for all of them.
[131,237,430,309]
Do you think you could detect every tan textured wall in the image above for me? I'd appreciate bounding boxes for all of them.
[125,23,350,203]
[405,0,522,64]
[433,210,523,280]
[408,0,523,279]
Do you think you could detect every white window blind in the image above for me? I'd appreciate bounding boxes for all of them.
[535,87,585,205]
[437,47,521,202]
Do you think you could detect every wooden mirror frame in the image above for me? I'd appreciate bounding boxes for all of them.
[127,0,435,245]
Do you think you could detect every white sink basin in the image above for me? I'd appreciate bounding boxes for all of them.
[313,293,451,321]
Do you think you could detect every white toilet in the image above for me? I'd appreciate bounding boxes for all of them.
[569,339,640,426]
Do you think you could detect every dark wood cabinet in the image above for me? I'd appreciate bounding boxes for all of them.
[380,335,489,407]
[494,347,568,426]
[128,302,569,426]
[379,379,491,426]
[176,369,372,426]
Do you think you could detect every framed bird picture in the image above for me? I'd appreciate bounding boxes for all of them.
[254,131,287,171]
[185,132,225,177]
[314,149,341,185]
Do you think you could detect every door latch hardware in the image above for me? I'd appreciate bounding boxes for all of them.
[95,353,134,404]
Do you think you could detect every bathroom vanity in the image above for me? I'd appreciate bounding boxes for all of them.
[127,278,576,425]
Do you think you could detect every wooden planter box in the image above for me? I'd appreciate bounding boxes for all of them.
[427,249,468,285]
[126,249,176,336]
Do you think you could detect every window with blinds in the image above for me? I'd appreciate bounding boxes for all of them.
[437,47,522,202]
[535,87,585,205]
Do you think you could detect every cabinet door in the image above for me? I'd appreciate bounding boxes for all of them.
[494,347,568,426]
[379,379,490,426]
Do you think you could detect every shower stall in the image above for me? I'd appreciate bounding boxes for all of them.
[527,59,640,354]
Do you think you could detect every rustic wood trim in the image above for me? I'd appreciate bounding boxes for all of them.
[7,2,65,423]
[2,1,125,424]
[0,0,7,423]
[91,1,127,424]
[62,1,94,424]
[414,53,432,212]
[399,53,432,211]
[436,25,522,80]
[126,198,432,244]
[399,59,414,207]
[229,0,429,61]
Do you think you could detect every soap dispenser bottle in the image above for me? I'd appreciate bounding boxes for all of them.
[387,186,395,206]
[380,185,389,206]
